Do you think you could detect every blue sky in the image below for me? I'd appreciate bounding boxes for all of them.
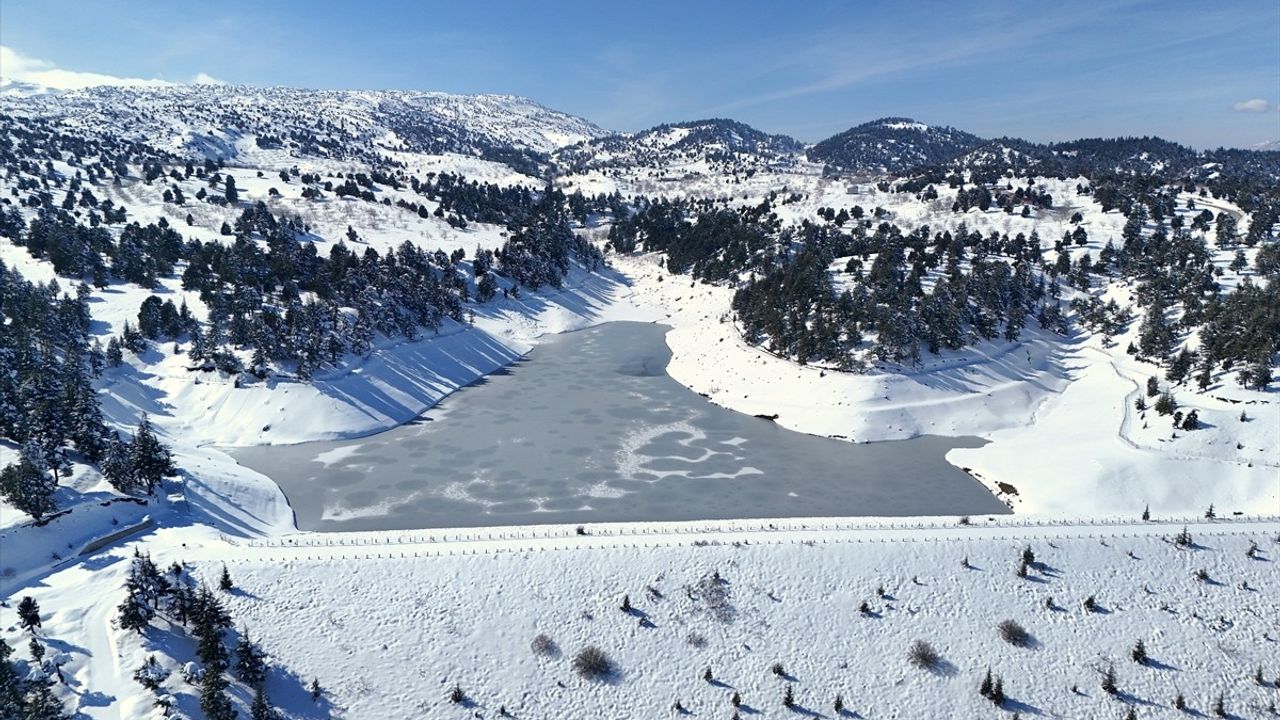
[2,0,1277,148]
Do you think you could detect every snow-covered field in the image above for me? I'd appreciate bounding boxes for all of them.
[6,517,1278,719]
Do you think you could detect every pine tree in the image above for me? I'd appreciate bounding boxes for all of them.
[0,638,25,717]
[106,336,124,367]
[117,591,153,633]
[21,680,69,720]
[1138,302,1175,359]
[989,677,1005,706]
[224,175,239,204]
[1131,639,1147,664]
[131,414,174,493]
[199,666,236,720]
[235,630,266,686]
[132,655,169,690]
[1102,665,1118,695]
[0,456,58,521]
[219,564,233,593]
[17,596,40,632]
[101,436,136,493]
[251,684,278,720]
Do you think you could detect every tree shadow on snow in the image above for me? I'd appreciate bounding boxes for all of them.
[925,659,959,678]
[1002,696,1044,715]
[263,663,338,719]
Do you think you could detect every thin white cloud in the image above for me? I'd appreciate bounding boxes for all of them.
[0,45,222,90]
[703,3,1144,116]
[191,72,227,86]
[1232,98,1271,113]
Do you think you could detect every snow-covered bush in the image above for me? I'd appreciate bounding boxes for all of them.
[134,655,171,691]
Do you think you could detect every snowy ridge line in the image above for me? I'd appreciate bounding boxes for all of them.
[229,514,1280,550]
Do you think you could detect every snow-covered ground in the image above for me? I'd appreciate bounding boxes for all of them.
[5,516,1277,719]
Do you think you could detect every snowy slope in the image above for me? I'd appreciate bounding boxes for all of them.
[0,84,605,167]
[5,516,1277,719]
[807,117,985,173]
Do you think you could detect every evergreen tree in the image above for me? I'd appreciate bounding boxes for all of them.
[0,638,25,718]
[101,436,136,493]
[235,630,267,686]
[17,597,40,632]
[130,414,174,493]
[224,175,239,204]
[132,655,169,691]
[1138,301,1175,359]
[1215,213,1237,248]
[989,677,1005,706]
[105,336,124,367]
[117,591,153,633]
[1166,349,1195,385]
[0,455,58,521]
[250,684,278,720]
[21,680,69,720]
[199,666,236,720]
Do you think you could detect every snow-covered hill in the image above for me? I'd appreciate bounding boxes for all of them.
[807,117,986,173]
[556,118,802,173]
[0,84,605,169]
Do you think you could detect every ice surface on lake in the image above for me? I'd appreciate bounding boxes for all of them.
[232,322,1006,530]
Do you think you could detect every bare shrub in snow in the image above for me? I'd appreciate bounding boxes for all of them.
[998,620,1032,647]
[572,646,612,680]
[685,631,707,648]
[688,571,734,623]
[531,634,558,657]
[908,640,942,670]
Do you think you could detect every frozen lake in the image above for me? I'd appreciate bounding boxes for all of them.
[230,322,1008,531]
